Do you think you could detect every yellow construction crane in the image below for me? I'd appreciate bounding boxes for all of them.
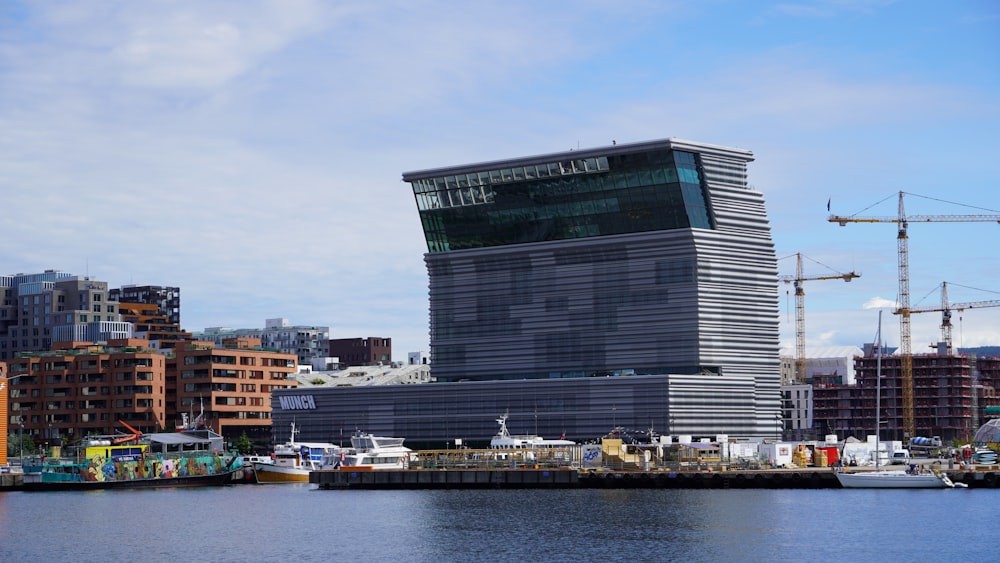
[779,253,860,382]
[902,281,1000,355]
[830,191,1000,439]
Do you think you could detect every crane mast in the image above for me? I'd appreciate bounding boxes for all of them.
[896,194,914,440]
[779,253,859,382]
[830,191,1000,439]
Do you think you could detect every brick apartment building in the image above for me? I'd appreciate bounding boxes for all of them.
[2,337,297,449]
[3,339,167,445]
[812,353,1000,442]
[118,302,193,349]
[329,337,392,367]
[169,337,297,446]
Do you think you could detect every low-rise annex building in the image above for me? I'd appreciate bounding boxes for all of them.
[293,363,433,387]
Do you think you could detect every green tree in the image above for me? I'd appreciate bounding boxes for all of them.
[234,431,254,455]
[6,433,35,458]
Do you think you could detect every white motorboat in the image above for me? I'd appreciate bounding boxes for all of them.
[835,312,961,489]
[489,413,576,450]
[254,422,341,483]
[325,433,412,470]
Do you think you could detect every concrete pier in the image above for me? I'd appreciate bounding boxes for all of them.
[310,467,1000,490]
[0,473,23,489]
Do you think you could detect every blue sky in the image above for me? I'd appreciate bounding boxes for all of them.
[2,1,998,361]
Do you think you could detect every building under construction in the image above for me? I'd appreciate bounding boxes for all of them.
[812,351,1000,442]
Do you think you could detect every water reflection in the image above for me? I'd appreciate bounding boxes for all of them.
[0,486,995,562]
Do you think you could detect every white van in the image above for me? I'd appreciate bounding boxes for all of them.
[891,449,911,465]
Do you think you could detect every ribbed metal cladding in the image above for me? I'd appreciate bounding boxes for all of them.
[271,374,766,445]
[414,139,779,436]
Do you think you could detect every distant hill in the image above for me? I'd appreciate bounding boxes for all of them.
[959,346,1000,357]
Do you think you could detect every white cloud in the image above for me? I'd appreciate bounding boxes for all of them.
[863,296,900,310]
[2,1,998,360]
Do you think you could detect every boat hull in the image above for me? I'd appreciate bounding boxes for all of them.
[20,467,243,491]
[252,463,310,483]
[835,470,953,489]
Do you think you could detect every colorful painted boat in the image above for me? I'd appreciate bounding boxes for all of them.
[20,429,242,491]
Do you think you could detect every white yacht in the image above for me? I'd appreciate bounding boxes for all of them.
[489,413,576,450]
[325,433,412,470]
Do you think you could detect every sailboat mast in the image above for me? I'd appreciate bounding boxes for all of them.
[875,311,883,471]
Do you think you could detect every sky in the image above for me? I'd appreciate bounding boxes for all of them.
[1,1,998,362]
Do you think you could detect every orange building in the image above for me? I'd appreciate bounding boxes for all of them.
[3,339,298,452]
[168,340,298,446]
[117,302,193,349]
[3,343,167,445]
[1,361,9,465]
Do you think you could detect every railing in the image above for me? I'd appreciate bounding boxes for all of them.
[410,448,578,470]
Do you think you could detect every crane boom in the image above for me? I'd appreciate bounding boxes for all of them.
[829,191,1000,439]
[899,281,1000,354]
[778,253,860,382]
[831,215,1000,225]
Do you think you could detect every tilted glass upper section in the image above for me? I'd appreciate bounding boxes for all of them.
[408,148,713,252]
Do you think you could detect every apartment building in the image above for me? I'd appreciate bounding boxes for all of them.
[3,341,167,444]
[328,337,392,367]
[1,271,130,361]
[118,302,193,350]
[811,353,1000,442]
[109,285,180,325]
[3,338,297,448]
[197,318,331,367]
[169,339,298,446]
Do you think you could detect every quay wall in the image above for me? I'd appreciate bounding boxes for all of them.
[310,468,1000,490]
[7,467,1000,491]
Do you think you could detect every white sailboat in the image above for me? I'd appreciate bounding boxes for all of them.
[836,312,959,489]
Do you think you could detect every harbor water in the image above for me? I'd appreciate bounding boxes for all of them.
[1,484,996,562]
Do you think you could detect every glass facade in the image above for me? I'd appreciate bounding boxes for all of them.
[410,149,713,252]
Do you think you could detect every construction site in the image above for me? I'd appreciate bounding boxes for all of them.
[782,191,1000,442]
